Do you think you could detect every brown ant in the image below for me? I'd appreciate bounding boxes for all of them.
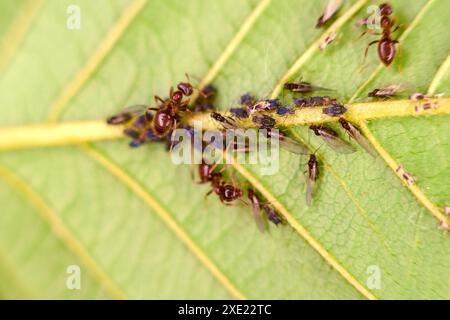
[149,81,194,138]
[208,173,243,205]
[361,3,400,66]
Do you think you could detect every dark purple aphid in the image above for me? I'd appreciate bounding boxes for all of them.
[201,84,216,97]
[309,125,355,154]
[414,103,439,112]
[322,103,347,117]
[129,140,143,148]
[252,114,276,129]
[240,93,255,106]
[264,206,283,226]
[294,96,336,107]
[339,118,377,157]
[396,165,415,185]
[276,106,295,116]
[230,107,249,119]
[306,154,319,206]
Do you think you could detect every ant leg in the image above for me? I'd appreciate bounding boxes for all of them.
[355,29,380,41]
[154,95,165,105]
[363,40,379,64]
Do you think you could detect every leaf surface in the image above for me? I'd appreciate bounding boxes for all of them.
[0,0,448,299]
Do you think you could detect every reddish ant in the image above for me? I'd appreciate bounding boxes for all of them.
[149,81,194,138]
[361,3,400,66]
[207,172,243,205]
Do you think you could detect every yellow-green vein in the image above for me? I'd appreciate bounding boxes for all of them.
[47,0,148,122]
[81,143,247,300]
[228,160,377,300]
[288,130,396,256]
[0,0,43,71]
[358,121,449,225]
[428,53,450,95]
[1,98,449,149]
[0,244,34,299]
[270,0,369,99]
[0,164,128,299]
[189,0,272,103]
[349,0,436,102]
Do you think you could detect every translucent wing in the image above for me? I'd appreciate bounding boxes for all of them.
[345,122,377,157]
[306,177,315,206]
[107,104,148,125]
[267,130,309,155]
[316,127,355,154]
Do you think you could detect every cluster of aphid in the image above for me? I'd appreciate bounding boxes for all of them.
[107,79,286,230]
[106,2,446,231]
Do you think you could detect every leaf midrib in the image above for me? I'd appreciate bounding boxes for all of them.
[0,0,448,300]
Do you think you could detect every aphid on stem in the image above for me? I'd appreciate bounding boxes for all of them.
[395,165,415,186]
[414,102,439,113]
[294,96,336,107]
[322,103,347,117]
[264,205,284,226]
[252,114,277,129]
[319,31,337,50]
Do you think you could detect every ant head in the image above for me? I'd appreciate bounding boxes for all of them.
[172,90,183,103]
[177,82,193,96]
[380,16,391,28]
[379,3,392,16]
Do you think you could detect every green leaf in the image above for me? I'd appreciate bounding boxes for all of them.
[0,0,449,299]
